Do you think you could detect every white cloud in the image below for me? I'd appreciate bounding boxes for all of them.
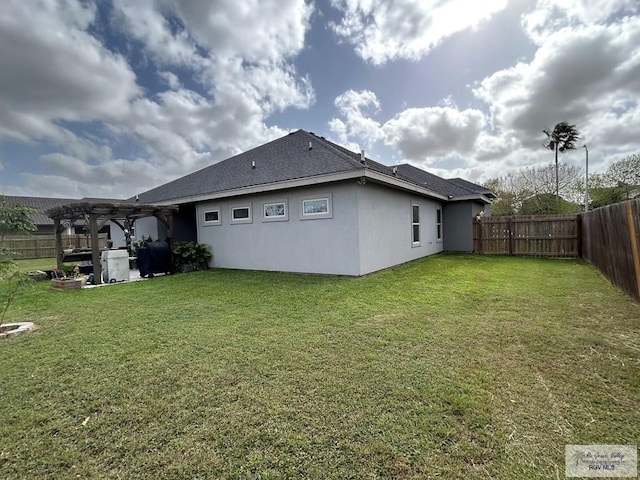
[325,2,640,186]
[173,0,312,63]
[522,0,638,43]
[329,90,383,145]
[209,58,315,115]
[474,17,640,150]
[112,0,200,67]
[112,0,315,174]
[383,107,485,161]
[0,0,140,142]
[329,90,487,164]
[159,71,181,90]
[0,0,315,198]
[329,0,508,64]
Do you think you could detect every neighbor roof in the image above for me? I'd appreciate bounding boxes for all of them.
[133,129,493,204]
[3,196,124,226]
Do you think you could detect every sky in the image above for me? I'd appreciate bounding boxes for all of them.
[0,0,639,200]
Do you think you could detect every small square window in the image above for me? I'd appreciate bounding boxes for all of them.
[231,205,252,223]
[233,208,249,219]
[263,201,288,222]
[303,198,329,215]
[203,209,221,225]
[300,194,332,220]
[205,210,219,222]
[264,202,286,217]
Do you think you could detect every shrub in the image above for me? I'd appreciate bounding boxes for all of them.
[172,241,212,271]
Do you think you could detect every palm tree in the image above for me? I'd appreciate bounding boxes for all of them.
[543,122,580,199]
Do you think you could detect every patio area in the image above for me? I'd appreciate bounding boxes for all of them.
[83,269,170,288]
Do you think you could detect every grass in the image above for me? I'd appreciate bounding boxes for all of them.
[14,257,57,272]
[0,254,638,479]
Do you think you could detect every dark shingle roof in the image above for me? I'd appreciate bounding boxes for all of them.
[134,130,366,203]
[394,165,474,198]
[4,196,78,226]
[446,178,496,197]
[133,129,494,203]
[3,196,124,226]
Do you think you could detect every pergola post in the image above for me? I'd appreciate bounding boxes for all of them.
[166,214,174,250]
[89,214,102,285]
[156,212,175,251]
[54,218,64,270]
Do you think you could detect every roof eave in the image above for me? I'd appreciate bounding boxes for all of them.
[150,168,450,205]
[446,194,494,204]
[363,170,448,200]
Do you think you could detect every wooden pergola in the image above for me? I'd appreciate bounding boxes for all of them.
[46,202,179,285]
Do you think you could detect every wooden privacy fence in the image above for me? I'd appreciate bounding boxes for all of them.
[4,234,108,260]
[582,199,640,303]
[473,200,640,303]
[473,215,580,257]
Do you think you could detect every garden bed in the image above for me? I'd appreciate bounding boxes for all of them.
[50,277,87,290]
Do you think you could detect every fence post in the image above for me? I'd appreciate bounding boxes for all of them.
[576,214,583,259]
[508,216,514,256]
[626,201,640,299]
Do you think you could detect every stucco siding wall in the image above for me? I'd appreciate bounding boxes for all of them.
[357,183,444,275]
[196,183,360,275]
[442,202,473,252]
[442,201,486,252]
[108,221,126,248]
[133,217,161,243]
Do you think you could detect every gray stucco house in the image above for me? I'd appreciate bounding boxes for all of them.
[134,129,494,276]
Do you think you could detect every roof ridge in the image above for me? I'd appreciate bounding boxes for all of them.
[300,130,366,170]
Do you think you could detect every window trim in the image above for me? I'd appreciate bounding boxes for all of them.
[411,203,421,246]
[231,204,252,224]
[301,195,332,220]
[203,208,221,226]
[436,207,443,242]
[263,200,288,222]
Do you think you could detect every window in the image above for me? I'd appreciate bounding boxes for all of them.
[412,204,420,245]
[262,202,289,222]
[303,198,329,215]
[436,208,442,242]
[203,209,220,225]
[231,205,252,224]
[300,194,332,220]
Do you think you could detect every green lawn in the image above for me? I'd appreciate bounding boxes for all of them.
[1,254,638,479]
[14,256,57,272]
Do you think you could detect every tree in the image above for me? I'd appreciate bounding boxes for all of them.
[0,195,37,243]
[519,193,576,215]
[584,154,640,208]
[604,153,640,200]
[542,122,580,199]
[485,162,583,215]
[0,195,36,326]
[483,175,530,216]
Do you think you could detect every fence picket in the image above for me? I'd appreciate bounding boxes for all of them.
[581,199,639,303]
[4,234,108,259]
[473,214,579,257]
